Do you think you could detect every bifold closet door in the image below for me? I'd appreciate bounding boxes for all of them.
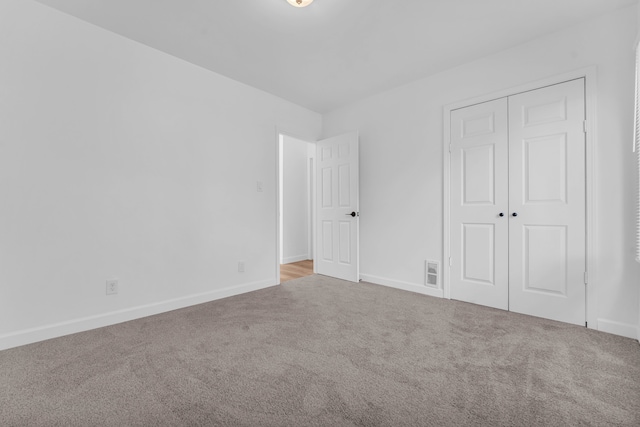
[450,98,509,310]
[507,79,586,326]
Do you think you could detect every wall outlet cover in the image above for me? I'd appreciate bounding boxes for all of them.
[106,279,118,295]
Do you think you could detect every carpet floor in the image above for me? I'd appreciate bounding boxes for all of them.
[1,275,639,426]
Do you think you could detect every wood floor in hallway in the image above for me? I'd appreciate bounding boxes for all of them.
[280,260,313,283]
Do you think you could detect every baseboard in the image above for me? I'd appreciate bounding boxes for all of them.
[0,279,276,351]
[597,318,639,340]
[282,254,310,264]
[360,274,444,299]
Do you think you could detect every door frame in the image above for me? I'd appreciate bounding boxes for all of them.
[442,66,598,329]
[275,129,316,285]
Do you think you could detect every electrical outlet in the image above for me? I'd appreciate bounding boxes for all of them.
[106,279,118,295]
[238,261,245,273]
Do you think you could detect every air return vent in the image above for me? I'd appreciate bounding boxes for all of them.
[425,260,439,288]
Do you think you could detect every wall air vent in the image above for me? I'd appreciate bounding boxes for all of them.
[425,260,440,288]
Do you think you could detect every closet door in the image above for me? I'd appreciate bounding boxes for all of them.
[450,98,509,310]
[507,79,586,325]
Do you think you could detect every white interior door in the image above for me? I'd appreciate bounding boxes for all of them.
[449,79,586,326]
[316,132,359,282]
[508,79,586,325]
[450,98,510,310]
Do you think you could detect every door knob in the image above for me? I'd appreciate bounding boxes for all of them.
[499,213,504,217]
[512,212,518,217]
[345,212,357,217]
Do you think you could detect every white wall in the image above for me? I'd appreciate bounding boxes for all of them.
[0,0,321,350]
[281,135,310,264]
[323,5,640,339]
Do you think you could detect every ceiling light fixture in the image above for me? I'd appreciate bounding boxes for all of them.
[287,0,313,7]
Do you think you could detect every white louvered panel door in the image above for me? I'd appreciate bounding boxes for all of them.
[450,98,510,310]
[316,132,359,282]
[508,79,586,325]
[450,79,586,325]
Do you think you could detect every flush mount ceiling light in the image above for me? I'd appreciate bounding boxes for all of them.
[287,0,313,7]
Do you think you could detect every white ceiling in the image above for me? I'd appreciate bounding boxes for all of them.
[34,0,638,113]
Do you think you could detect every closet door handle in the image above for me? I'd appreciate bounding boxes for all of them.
[512,212,518,217]
[499,213,504,217]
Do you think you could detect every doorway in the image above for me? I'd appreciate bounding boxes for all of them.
[278,133,314,283]
[276,131,361,284]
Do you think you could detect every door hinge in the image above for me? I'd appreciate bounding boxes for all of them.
[449,257,452,267]
[584,271,588,285]
[583,120,588,133]
[449,144,452,153]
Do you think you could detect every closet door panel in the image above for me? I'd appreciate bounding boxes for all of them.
[450,98,509,310]
[507,79,586,325]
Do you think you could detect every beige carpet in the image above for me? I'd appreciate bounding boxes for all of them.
[1,275,639,426]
